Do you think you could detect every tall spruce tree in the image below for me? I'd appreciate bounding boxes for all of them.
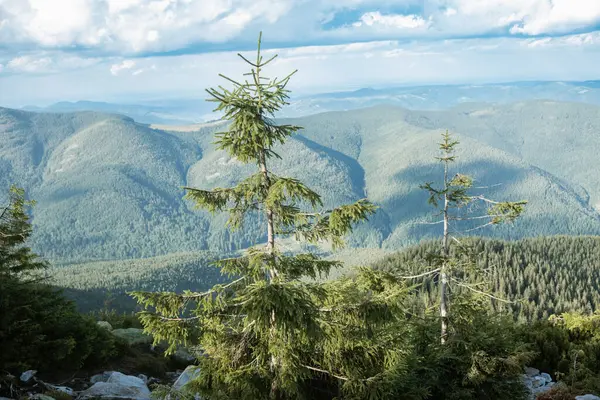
[420,131,527,344]
[132,33,388,399]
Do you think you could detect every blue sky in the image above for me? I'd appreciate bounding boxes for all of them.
[1,0,600,107]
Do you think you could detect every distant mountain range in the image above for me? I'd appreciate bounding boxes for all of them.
[2,99,600,265]
[20,80,600,125]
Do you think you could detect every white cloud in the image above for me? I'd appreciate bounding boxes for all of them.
[444,8,457,16]
[509,0,600,35]
[7,55,52,72]
[110,60,136,75]
[1,52,102,74]
[0,0,599,59]
[0,0,293,53]
[436,0,600,36]
[353,12,430,29]
[4,31,600,108]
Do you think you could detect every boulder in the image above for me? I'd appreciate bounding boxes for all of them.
[576,396,600,400]
[532,376,546,388]
[111,329,152,346]
[137,375,148,385]
[540,372,552,384]
[45,384,75,396]
[521,368,556,400]
[20,370,37,383]
[90,372,114,384]
[173,366,201,391]
[78,372,150,400]
[97,321,113,331]
[44,384,75,396]
[522,374,533,390]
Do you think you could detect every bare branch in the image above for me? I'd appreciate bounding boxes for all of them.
[184,277,245,299]
[398,268,441,280]
[451,278,514,304]
[461,221,496,233]
[302,365,348,381]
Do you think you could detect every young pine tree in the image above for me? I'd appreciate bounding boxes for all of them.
[132,33,383,399]
[420,131,527,344]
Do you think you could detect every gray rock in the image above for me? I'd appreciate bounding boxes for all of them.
[78,372,150,400]
[90,371,114,384]
[521,374,533,390]
[0,397,15,400]
[576,395,600,400]
[173,366,201,391]
[45,384,75,396]
[20,370,37,383]
[525,367,540,377]
[97,321,113,331]
[137,375,149,385]
[540,372,552,384]
[532,376,546,388]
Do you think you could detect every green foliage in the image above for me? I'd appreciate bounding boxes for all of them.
[0,186,119,373]
[523,312,600,395]
[373,236,600,321]
[91,309,143,329]
[405,294,533,400]
[50,251,228,313]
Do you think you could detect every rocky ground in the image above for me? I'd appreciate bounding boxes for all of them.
[2,366,599,400]
[0,366,199,400]
[2,323,599,400]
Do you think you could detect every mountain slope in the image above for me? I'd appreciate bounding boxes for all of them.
[1,100,600,263]
[287,104,600,248]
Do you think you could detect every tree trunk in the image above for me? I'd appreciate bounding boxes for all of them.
[441,162,449,345]
[259,151,275,258]
[259,149,280,399]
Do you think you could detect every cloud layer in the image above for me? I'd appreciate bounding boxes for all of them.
[2,31,600,107]
[2,0,600,55]
[1,0,599,106]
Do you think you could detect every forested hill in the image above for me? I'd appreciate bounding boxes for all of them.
[51,236,600,316]
[2,100,600,263]
[373,236,600,322]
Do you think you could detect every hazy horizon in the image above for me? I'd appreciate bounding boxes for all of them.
[2,1,600,107]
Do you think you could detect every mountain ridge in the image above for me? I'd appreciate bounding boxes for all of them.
[1,100,600,264]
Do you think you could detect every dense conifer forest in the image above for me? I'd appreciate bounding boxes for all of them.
[373,236,600,322]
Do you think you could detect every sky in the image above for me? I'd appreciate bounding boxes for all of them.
[1,0,600,107]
